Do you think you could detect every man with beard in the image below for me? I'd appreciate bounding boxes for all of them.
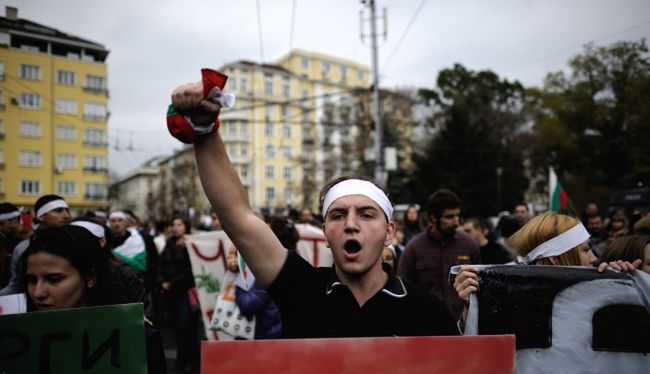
[398,189,480,320]
[167,76,458,338]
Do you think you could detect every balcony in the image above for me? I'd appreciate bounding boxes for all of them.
[84,194,106,201]
[82,86,109,96]
[221,133,250,142]
[84,114,107,122]
[230,156,251,165]
[83,167,108,174]
[83,140,109,148]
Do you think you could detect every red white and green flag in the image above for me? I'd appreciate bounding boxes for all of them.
[549,167,570,211]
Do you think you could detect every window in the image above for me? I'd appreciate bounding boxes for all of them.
[19,151,42,166]
[20,64,41,80]
[282,146,293,160]
[358,70,365,81]
[84,75,106,91]
[19,122,42,137]
[283,166,293,181]
[265,187,275,202]
[282,84,290,98]
[20,180,41,195]
[265,144,275,159]
[0,120,4,136]
[302,111,309,122]
[282,125,292,138]
[0,61,4,80]
[84,128,106,146]
[321,61,330,73]
[57,125,76,140]
[301,57,309,69]
[241,164,248,179]
[240,78,247,92]
[240,121,248,136]
[84,155,107,171]
[301,90,309,102]
[284,187,292,203]
[228,77,237,91]
[281,105,290,117]
[228,122,237,135]
[264,80,274,96]
[0,149,4,165]
[20,93,41,109]
[265,165,275,179]
[57,70,75,86]
[241,143,248,157]
[85,182,106,199]
[265,123,274,137]
[84,102,107,121]
[56,99,77,114]
[228,144,237,158]
[57,181,76,196]
[340,65,347,78]
[265,105,274,118]
[56,154,76,169]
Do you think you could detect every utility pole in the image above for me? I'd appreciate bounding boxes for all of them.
[360,0,387,182]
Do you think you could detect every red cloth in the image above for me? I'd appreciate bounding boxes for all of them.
[166,69,228,144]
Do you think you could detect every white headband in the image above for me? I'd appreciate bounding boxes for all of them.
[71,221,105,238]
[322,179,393,220]
[36,200,68,218]
[94,210,107,218]
[0,211,20,221]
[524,222,590,264]
[109,211,127,220]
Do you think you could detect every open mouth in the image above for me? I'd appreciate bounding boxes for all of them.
[343,239,362,253]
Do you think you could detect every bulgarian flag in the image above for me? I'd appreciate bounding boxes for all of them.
[549,167,570,211]
[112,228,147,273]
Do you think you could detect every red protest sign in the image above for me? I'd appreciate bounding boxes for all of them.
[201,335,515,374]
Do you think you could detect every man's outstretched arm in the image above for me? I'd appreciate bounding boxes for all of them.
[171,82,287,287]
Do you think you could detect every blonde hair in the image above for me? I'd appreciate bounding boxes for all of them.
[507,212,585,266]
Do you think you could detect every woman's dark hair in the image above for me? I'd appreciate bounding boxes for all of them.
[18,225,117,311]
[171,216,191,237]
[601,235,650,264]
[268,215,299,250]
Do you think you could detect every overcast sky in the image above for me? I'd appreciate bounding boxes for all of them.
[6,0,650,178]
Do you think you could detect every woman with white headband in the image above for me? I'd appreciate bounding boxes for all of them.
[169,79,458,338]
[454,212,641,323]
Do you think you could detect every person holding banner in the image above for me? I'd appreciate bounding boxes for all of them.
[168,72,457,338]
[454,212,642,325]
[17,224,168,373]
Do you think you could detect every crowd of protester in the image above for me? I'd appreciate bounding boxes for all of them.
[1,74,648,372]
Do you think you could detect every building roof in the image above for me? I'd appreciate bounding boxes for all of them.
[221,60,294,75]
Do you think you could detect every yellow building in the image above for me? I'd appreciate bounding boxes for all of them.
[219,50,370,212]
[0,7,109,214]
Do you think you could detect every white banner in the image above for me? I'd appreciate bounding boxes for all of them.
[185,224,331,340]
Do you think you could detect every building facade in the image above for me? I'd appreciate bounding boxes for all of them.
[0,7,109,213]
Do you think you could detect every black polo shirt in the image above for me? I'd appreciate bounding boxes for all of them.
[267,250,459,338]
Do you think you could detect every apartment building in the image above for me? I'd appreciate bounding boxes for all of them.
[0,7,109,213]
[218,50,370,212]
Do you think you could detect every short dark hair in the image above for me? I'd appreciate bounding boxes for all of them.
[268,215,300,250]
[464,216,490,233]
[34,194,66,217]
[426,189,462,219]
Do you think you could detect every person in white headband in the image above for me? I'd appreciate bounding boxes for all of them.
[453,212,642,329]
[33,194,71,229]
[172,73,458,338]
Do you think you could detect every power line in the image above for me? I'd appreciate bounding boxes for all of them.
[256,0,265,62]
[289,0,297,50]
[504,19,650,74]
[381,0,428,74]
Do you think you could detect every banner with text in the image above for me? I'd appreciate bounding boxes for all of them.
[0,303,146,374]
